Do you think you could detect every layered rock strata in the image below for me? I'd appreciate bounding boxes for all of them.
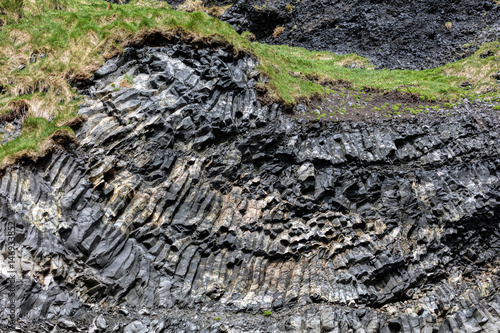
[0,43,499,332]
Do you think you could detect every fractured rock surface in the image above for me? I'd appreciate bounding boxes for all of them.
[0,42,499,332]
[221,0,500,70]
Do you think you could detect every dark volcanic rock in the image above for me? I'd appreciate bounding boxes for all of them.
[221,0,500,69]
[0,41,499,332]
[166,0,236,9]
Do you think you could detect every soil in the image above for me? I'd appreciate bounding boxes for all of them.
[0,99,29,123]
[293,88,500,122]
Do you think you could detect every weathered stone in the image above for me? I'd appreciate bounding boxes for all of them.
[123,321,148,333]
[0,42,499,333]
[57,318,77,330]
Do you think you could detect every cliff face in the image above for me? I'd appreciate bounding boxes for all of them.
[220,0,500,69]
[0,41,500,332]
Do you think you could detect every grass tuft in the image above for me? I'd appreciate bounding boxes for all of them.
[273,26,284,38]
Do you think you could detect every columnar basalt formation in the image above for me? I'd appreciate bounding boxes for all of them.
[0,42,499,332]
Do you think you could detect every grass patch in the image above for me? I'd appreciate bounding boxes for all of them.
[251,41,500,105]
[120,74,134,88]
[0,116,74,164]
[273,26,284,38]
[1,0,500,165]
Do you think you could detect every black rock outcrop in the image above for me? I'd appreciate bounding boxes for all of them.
[220,0,500,69]
[0,41,499,332]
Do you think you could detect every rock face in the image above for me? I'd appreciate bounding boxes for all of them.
[220,0,500,69]
[0,41,500,332]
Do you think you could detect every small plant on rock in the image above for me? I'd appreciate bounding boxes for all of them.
[262,310,272,316]
[445,22,453,30]
[285,4,294,12]
[120,75,133,88]
[273,26,285,38]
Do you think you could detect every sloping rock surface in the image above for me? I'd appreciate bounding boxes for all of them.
[0,42,500,332]
[220,0,500,69]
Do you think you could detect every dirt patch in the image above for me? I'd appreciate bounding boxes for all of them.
[118,29,242,59]
[293,89,453,122]
[57,115,87,129]
[0,99,29,123]
[67,69,94,90]
[255,84,295,112]
[49,129,78,145]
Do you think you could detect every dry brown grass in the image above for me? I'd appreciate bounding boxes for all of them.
[0,1,23,23]
[0,13,129,121]
[177,0,205,12]
[9,29,31,48]
[1,99,29,122]
[336,55,375,70]
[441,46,500,91]
[119,79,132,88]
[242,31,256,42]
[27,97,53,120]
[207,4,231,17]
[273,26,284,38]
[177,0,230,17]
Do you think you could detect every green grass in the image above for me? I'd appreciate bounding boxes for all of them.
[1,0,500,165]
[251,40,500,104]
[262,310,272,316]
[0,117,73,162]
